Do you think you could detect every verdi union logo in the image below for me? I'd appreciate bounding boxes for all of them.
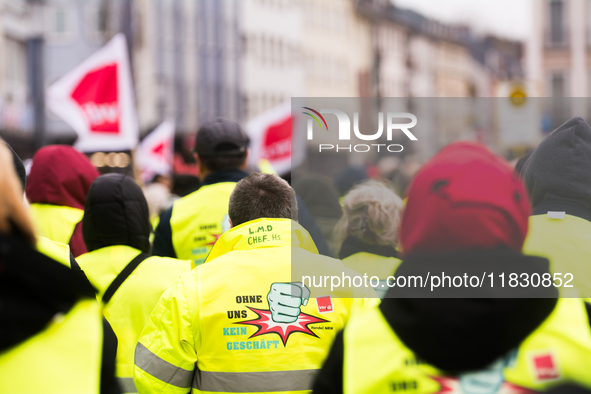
[302,107,417,153]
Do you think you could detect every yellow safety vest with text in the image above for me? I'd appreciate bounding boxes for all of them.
[29,203,83,245]
[170,182,237,265]
[0,299,103,394]
[134,219,377,394]
[343,298,591,393]
[77,245,192,393]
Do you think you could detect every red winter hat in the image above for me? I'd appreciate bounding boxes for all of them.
[400,142,530,255]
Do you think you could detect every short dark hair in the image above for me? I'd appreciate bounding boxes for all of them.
[229,173,298,226]
[200,154,247,172]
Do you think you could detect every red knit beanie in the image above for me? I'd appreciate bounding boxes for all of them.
[400,142,530,255]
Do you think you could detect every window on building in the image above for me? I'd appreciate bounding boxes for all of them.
[261,36,267,64]
[241,34,247,57]
[278,40,283,67]
[3,36,27,100]
[551,72,567,127]
[552,72,565,97]
[85,0,110,44]
[550,0,564,44]
[45,4,77,43]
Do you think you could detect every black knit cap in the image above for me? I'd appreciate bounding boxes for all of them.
[194,118,249,158]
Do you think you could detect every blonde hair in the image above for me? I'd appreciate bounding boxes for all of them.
[334,180,403,252]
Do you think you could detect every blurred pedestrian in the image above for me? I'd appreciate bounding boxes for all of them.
[134,173,376,393]
[293,175,342,255]
[6,142,79,267]
[334,180,403,298]
[152,118,249,265]
[142,173,175,234]
[314,142,591,393]
[77,174,192,393]
[0,142,120,394]
[334,166,367,204]
[521,117,591,297]
[26,145,100,257]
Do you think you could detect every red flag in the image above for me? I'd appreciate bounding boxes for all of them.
[136,120,175,183]
[47,34,138,152]
[245,101,296,175]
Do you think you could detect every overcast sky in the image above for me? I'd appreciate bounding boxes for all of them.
[393,0,532,40]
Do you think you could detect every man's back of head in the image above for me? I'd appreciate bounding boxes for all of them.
[228,173,297,227]
[194,118,250,175]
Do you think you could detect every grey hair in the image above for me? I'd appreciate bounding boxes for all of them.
[229,173,297,226]
[334,180,403,251]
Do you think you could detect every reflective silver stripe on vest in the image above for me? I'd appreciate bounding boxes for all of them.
[117,377,138,393]
[134,342,195,388]
[193,369,318,392]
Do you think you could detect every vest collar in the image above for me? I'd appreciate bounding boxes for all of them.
[205,218,318,263]
[338,235,399,260]
[202,169,249,187]
[532,196,591,222]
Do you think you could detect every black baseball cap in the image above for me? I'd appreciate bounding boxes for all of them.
[194,118,249,158]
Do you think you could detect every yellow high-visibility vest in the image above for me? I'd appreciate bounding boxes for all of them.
[342,252,402,299]
[0,299,103,394]
[29,203,83,246]
[524,214,591,297]
[343,298,591,393]
[134,219,377,394]
[37,236,72,267]
[170,182,237,265]
[77,245,191,393]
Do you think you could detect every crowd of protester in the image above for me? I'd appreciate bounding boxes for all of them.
[1,116,591,393]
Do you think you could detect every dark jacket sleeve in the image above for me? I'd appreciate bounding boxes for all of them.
[312,330,344,394]
[151,207,176,258]
[101,318,121,394]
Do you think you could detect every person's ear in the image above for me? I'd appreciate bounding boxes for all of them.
[241,149,250,170]
[194,153,206,175]
[229,218,234,228]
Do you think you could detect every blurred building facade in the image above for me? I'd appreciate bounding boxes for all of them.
[302,0,373,97]
[1,0,527,158]
[241,0,303,120]
[0,0,43,151]
[527,0,591,127]
[42,0,128,143]
[134,0,241,135]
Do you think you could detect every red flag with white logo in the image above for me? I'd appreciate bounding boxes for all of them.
[46,34,138,152]
[136,119,175,183]
[245,101,301,175]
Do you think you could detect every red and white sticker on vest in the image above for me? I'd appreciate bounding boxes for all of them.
[530,352,561,382]
[316,296,334,314]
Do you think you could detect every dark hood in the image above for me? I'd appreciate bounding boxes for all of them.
[522,117,591,214]
[0,232,96,351]
[380,249,557,374]
[83,174,151,253]
[26,145,99,210]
